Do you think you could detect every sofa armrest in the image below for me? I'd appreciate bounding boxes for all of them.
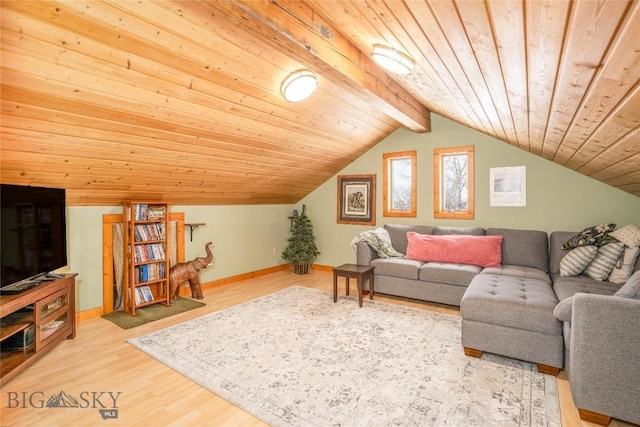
[355,241,379,266]
[569,293,640,424]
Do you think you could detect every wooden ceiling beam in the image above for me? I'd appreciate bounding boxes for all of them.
[198,0,430,133]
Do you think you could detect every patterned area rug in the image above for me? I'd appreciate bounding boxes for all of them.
[129,286,561,427]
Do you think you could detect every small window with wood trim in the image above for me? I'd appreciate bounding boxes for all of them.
[383,150,417,217]
[434,146,474,219]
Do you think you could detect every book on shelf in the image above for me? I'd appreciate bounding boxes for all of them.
[146,206,166,220]
[149,244,159,260]
[132,204,165,221]
[134,286,154,304]
[142,286,154,302]
[133,204,148,221]
[134,264,166,284]
[133,243,166,263]
[134,223,165,242]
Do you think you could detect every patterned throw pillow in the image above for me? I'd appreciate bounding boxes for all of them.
[609,246,640,284]
[583,242,625,281]
[561,224,616,250]
[559,246,598,276]
[609,224,640,248]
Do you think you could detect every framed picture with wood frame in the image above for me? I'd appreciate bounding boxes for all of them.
[337,174,376,225]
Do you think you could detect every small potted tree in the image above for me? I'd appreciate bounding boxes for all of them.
[281,206,320,274]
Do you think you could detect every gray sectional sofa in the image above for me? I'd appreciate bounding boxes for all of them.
[548,231,640,426]
[353,224,640,426]
[354,224,551,306]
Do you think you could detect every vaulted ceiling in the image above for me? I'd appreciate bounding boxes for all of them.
[1,0,638,206]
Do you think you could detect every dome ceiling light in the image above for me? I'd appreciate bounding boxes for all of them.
[371,44,416,75]
[281,69,318,102]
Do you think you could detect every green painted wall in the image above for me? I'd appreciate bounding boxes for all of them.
[64,204,293,311]
[299,114,640,267]
[66,206,119,311]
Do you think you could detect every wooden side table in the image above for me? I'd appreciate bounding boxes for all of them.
[332,264,374,307]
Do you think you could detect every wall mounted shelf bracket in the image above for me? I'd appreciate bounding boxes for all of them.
[185,223,206,241]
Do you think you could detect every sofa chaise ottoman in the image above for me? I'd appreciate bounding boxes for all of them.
[460,274,563,374]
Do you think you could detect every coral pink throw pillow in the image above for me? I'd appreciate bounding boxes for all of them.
[406,232,503,267]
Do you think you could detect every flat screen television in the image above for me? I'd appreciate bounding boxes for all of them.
[1,184,68,291]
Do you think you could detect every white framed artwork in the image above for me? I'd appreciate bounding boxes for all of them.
[490,166,526,207]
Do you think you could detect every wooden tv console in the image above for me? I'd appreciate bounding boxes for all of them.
[0,274,77,384]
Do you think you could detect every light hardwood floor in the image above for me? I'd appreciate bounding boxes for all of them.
[0,270,635,427]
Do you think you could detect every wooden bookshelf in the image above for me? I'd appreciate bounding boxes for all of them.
[122,202,170,315]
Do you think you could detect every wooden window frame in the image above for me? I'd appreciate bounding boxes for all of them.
[433,145,474,219]
[383,150,417,217]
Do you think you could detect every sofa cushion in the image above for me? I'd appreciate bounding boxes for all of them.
[561,223,616,250]
[609,246,640,284]
[583,242,625,281]
[614,270,640,299]
[552,273,622,301]
[433,226,485,236]
[462,274,561,335]
[486,228,549,272]
[370,258,423,280]
[406,233,502,267]
[482,265,551,284]
[553,296,574,322]
[419,262,481,286]
[383,224,434,255]
[609,223,640,248]
[559,245,598,276]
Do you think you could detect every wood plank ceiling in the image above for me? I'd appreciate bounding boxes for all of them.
[1,0,638,206]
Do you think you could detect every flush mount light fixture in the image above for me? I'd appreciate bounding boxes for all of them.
[281,69,318,102]
[371,44,416,75]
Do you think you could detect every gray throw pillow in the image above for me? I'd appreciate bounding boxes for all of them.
[559,246,598,276]
[553,296,574,322]
[614,270,640,299]
[583,242,625,281]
